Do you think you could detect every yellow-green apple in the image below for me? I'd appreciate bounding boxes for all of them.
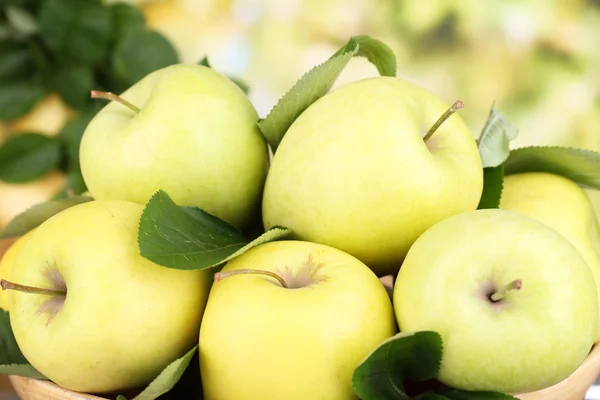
[393,208,598,394]
[499,172,600,341]
[80,64,268,229]
[262,76,483,276]
[0,231,34,311]
[4,200,212,394]
[199,240,397,400]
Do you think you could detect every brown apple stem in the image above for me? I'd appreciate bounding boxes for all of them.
[90,90,140,114]
[490,279,522,302]
[0,279,66,297]
[214,269,289,288]
[423,100,464,142]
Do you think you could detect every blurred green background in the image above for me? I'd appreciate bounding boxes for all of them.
[0,0,599,228]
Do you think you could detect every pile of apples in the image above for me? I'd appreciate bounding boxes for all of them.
[1,38,600,400]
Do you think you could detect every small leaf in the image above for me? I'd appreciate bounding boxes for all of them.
[504,146,600,189]
[5,6,38,36]
[38,0,112,63]
[0,80,44,120]
[138,191,291,270]
[112,29,179,88]
[0,45,34,82]
[198,56,211,67]
[109,2,146,43]
[0,195,93,238]
[352,331,442,400]
[47,64,94,109]
[477,107,519,168]
[0,133,61,183]
[122,345,198,400]
[477,165,504,209]
[332,35,397,77]
[0,310,46,379]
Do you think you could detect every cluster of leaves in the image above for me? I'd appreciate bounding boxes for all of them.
[0,0,180,196]
[1,32,600,400]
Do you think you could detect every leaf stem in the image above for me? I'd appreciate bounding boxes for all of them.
[490,279,522,302]
[0,279,66,297]
[423,100,464,142]
[214,269,289,288]
[90,90,140,114]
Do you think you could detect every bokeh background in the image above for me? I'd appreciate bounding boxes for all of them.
[1,0,600,228]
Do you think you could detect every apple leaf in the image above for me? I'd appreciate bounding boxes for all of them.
[0,195,93,238]
[352,331,443,399]
[0,133,62,183]
[0,310,46,380]
[477,165,504,209]
[5,6,38,36]
[0,80,45,120]
[119,345,198,400]
[476,106,519,168]
[258,35,396,151]
[503,146,600,189]
[138,190,291,270]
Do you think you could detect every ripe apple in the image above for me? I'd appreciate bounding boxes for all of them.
[262,76,483,276]
[393,208,598,394]
[499,172,600,341]
[0,231,33,311]
[79,64,269,229]
[6,200,212,394]
[199,240,397,400]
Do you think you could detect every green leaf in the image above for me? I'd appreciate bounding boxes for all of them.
[477,165,504,209]
[258,35,396,151]
[138,190,291,270]
[109,3,146,43]
[0,133,61,183]
[0,195,93,238]
[476,107,519,168]
[57,108,97,170]
[196,56,249,93]
[352,331,442,400]
[5,6,38,36]
[0,45,34,82]
[0,80,44,120]
[112,29,179,88]
[331,35,397,77]
[504,146,600,190]
[121,345,198,400]
[0,310,46,379]
[47,65,94,109]
[198,56,210,67]
[38,0,112,63]
[436,389,518,400]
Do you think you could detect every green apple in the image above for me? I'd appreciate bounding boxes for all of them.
[262,76,483,276]
[199,240,397,400]
[80,64,269,229]
[393,208,598,394]
[5,200,212,394]
[499,172,600,341]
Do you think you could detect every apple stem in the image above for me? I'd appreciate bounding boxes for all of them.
[490,279,522,302]
[0,279,66,297]
[422,100,464,142]
[214,269,289,289]
[90,90,140,114]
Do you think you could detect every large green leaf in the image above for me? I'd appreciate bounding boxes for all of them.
[0,196,93,238]
[258,35,397,151]
[109,2,146,44]
[477,165,504,209]
[503,146,600,189]
[112,30,179,88]
[38,0,112,63]
[0,45,34,82]
[47,65,94,109]
[138,190,291,270]
[0,133,61,183]
[476,107,519,168]
[0,310,46,379]
[5,6,38,36]
[0,80,44,120]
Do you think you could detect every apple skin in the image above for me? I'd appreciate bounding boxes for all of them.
[393,209,598,394]
[9,200,213,394]
[262,76,483,276]
[0,231,33,311]
[199,240,397,400]
[500,172,600,342]
[79,64,269,229]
